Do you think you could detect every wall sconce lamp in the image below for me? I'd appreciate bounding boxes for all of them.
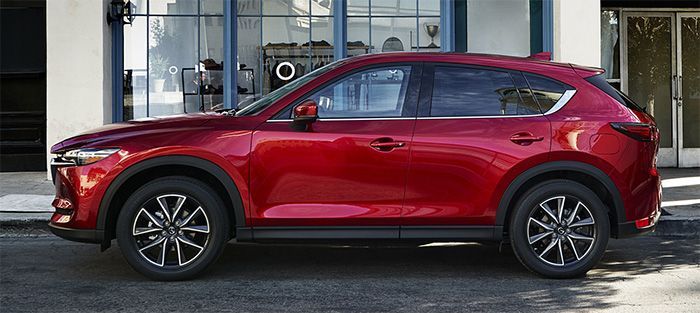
[107,0,135,25]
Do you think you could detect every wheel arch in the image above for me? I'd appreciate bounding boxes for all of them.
[495,161,625,238]
[97,155,246,247]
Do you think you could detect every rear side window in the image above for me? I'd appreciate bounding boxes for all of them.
[585,74,645,112]
[430,66,539,117]
[523,73,573,112]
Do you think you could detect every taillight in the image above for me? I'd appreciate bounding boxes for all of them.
[610,122,658,142]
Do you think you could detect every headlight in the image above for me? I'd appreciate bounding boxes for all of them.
[60,148,120,165]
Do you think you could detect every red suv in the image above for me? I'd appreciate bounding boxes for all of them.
[50,53,661,280]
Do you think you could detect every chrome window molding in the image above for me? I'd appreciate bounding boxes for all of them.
[266,90,576,122]
[417,114,543,120]
[267,117,416,123]
[543,89,577,116]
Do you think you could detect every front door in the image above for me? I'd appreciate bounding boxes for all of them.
[249,64,421,229]
[622,12,700,167]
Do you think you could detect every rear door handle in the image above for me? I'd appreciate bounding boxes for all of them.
[510,132,544,145]
[370,138,406,151]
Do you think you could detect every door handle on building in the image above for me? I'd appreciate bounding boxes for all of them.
[673,75,678,101]
[678,75,683,107]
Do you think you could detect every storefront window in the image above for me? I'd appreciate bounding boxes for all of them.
[466,0,531,56]
[122,0,445,117]
[237,0,335,108]
[601,10,620,87]
[123,0,224,120]
[347,0,441,55]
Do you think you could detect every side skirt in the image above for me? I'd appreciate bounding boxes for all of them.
[236,226,502,242]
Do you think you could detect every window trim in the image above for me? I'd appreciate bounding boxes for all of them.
[521,71,576,114]
[419,63,543,119]
[268,62,423,121]
[542,89,576,115]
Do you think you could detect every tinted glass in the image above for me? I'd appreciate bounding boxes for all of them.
[305,66,412,118]
[524,73,572,112]
[585,74,644,112]
[430,67,527,117]
[511,72,542,114]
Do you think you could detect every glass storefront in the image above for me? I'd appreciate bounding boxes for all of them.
[122,0,445,119]
[123,0,225,120]
[237,0,441,108]
[119,0,548,121]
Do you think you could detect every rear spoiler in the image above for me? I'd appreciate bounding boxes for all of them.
[528,52,552,61]
[570,64,605,78]
[527,52,605,78]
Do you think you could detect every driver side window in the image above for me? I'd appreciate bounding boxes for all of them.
[307,66,412,119]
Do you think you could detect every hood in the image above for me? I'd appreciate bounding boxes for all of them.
[51,113,221,153]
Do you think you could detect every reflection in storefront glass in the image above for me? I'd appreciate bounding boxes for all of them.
[601,10,620,80]
[122,0,224,120]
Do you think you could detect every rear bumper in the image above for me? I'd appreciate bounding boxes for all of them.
[615,207,661,238]
[48,223,103,244]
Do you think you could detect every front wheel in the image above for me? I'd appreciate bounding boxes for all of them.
[116,176,230,280]
[510,180,610,278]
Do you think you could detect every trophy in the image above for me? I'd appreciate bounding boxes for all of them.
[424,23,439,48]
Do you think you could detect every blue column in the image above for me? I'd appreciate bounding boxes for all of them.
[440,0,455,52]
[542,0,554,56]
[223,0,238,109]
[333,0,347,60]
[111,17,124,122]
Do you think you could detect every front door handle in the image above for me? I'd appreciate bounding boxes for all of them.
[510,132,544,145]
[370,138,406,151]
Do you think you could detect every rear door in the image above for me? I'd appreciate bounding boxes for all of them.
[250,64,422,232]
[402,64,552,227]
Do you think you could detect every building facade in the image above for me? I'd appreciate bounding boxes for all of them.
[0,0,697,171]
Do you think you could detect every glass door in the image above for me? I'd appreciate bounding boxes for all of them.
[622,12,676,166]
[677,13,700,167]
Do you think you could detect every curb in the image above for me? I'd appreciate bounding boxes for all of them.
[652,217,700,239]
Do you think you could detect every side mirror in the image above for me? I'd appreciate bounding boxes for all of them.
[290,100,318,131]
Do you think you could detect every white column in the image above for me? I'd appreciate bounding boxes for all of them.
[553,0,601,67]
[46,0,113,177]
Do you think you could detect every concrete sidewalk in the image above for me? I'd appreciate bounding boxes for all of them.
[1,169,699,237]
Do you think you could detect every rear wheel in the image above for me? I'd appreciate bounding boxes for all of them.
[116,176,229,280]
[510,180,609,278]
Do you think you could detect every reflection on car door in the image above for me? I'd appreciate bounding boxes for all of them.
[403,64,552,226]
[250,64,422,234]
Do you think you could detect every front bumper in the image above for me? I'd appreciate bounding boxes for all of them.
[48,223,104,243]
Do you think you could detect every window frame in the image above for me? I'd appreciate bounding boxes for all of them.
[521,71,576,114]
[269,62,423,121]
[417,62,545,119]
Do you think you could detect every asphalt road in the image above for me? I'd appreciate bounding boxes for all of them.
[0,233,698,313]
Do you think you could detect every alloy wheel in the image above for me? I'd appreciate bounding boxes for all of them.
[131,194,210,268]
[526,195,596,266]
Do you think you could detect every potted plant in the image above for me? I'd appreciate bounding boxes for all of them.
[149,19,170,93]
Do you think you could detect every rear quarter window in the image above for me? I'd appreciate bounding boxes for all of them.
[523,73,574,112]
[585,74,645,112]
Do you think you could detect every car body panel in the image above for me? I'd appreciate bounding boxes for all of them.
[403,116,551,225]
[250,119,414,226]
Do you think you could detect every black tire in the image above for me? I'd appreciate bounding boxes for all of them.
[116,176,230,280]
[509,179,609,278]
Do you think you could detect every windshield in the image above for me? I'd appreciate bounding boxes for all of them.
[235,61,344,116]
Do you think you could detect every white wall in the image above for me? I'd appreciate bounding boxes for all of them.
[553,0,601,67]
[46,0,112,177]
[467,0,531,57]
